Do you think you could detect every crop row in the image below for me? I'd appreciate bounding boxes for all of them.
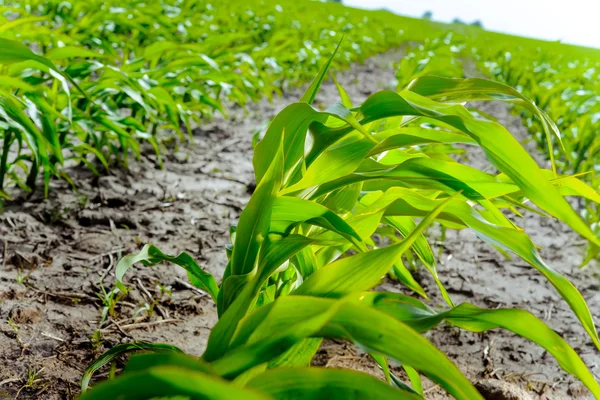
[0,0,453,199]
[79,50,600,398]
[3,1,597,208]
[395,31,600,260]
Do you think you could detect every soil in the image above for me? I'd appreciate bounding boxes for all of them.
[1,50,599,400]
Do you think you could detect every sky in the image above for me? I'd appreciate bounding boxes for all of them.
[344,0,600,49]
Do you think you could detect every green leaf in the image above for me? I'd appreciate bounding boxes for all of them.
[45,46,105,60]
[292,194,454,297]
[360,187,600,348]
[229,138,283,278]
[253,102,327,183]
[222,296,482,399]
[0,16,46,34]
[407,76,564,173]
[0,38,60,70]
[267,338,323,368]
[281,136,374,194]
[211,297,345,378]
[356,292,600,398]
[204,234,314,362]
[0,38,86,97]
[81,342,182,392]
[331,73,353,108]
[359,90,599,246]
[368,127,476,156]
[124,352,216,376]
[402,366,423,396]
[270,196,362,245]
[385,216,452,306]
[253,102,365,185]
[300,38,343,105]
[80,366,270,400]
[542,171,600,203]
[386,257,428,299]
[246,367,423,399]
[0,91,51,196]
[115,244,219,303]
[371,353,422,395]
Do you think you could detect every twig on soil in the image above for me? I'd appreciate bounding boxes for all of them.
[56,352,86,373]
[98,252,116,282]
[423,384,440,394]
[157,182,169,201]
[174,277,208,296]
[570,240,589,247]
[503,371,547,381]
[91,247,127,262]
[135,278,169,319]
[198,171,248,187]
[33,384,51,398]
[324,355,363,367]
[29,285,136,309]
[68,247,126,263]
[489,367,504,379]
[100,315,155,330]
[100,318,182,333]
[2,240,7,268]
[61,378,81,396]
[28,286,99,303]
[0,377,20,386]
[204,197,244,212]
[40,331,65,342]
[109,318,136,339]
[5,216,16,229]
[509,263,532,270]
[457,271,472,283]
[431,240,451,248]
[543,303,554,321]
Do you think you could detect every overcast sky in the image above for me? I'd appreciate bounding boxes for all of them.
[344,0,600,49]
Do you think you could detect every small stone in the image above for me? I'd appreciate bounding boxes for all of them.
[476,379,534,400]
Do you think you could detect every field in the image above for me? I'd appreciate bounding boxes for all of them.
[1,0,600,399]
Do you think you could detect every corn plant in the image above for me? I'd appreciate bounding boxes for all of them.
[467,35,600,262]
[79,49,600,399]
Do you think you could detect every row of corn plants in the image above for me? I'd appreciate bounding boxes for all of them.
[395,30,600,263]
[472,34,600,179]
[0,0,454,201]
[396,29,600,188]
[78,47,600,398]
[468,34,600,261]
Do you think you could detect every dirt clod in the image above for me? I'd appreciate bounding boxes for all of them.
[476,379,534,400]
[9,306,43,324]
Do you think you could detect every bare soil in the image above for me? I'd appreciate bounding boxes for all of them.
[1,50,598,399]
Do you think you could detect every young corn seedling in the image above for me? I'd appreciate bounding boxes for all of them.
[79,47,600,399]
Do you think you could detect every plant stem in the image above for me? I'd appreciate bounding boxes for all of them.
[0,130,13,190]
